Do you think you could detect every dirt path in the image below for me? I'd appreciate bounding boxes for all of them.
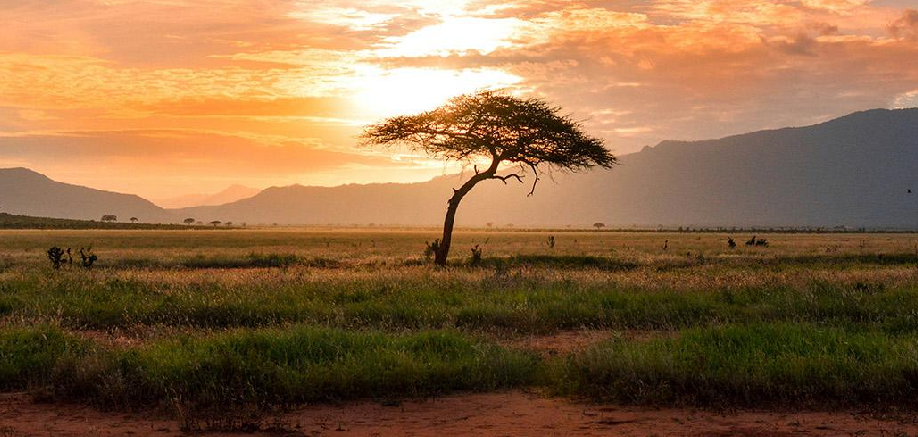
[2,391,916,436]
[499,329,673,357]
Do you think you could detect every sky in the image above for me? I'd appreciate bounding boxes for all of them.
[1,0,917,198]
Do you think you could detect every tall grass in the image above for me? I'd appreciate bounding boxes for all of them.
[6,323,918,410]
[4,269,918,333]
[553,323,918,407]
[0,325,90,389]
[4,230,918,410]
[0,325,538,408]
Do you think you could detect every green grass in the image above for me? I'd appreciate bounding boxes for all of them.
[0,325,538,408]
[112,253,341,269]
[4,268,918,333]
[4,230,918,411]
[0,325,92,389]
[553,323,918,407]
[6,323,918,410]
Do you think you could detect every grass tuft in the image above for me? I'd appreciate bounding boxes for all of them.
[552,323,918,407]
[0,325,538,409]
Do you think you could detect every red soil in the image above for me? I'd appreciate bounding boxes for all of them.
[1,391,915,436]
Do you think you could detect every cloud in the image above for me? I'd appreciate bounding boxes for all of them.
[1,0,918,195]
[0,130,382,173]
[888,9,918,40]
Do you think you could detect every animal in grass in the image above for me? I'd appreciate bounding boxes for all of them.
[78,248,98,268]
[727,237,737,249]
[66,248,73,266]
[469,244,483,265]
[745,235,756,246]
[663,239,668,250]
[754,238,769,247]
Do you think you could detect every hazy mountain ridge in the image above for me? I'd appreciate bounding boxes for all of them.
[0,167,173,223]
[153,184,260,209]
[176,108,918,228]
[2,108,917,227]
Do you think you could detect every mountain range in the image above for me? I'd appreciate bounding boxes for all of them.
[2,108,917,228]
[153,185,260,209]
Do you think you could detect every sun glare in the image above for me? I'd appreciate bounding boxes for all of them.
[351,67,522,119]
[378,17,525,57]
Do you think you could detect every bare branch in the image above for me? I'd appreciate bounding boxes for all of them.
[526,162,540,196]
[492,173,524,185]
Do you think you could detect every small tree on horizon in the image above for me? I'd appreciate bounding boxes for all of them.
[593,222,606,230]
[362,90,616,265]
[183,218,195,225]
[209,220,222,227]
[101,214,117,223]
[129,217,138,223]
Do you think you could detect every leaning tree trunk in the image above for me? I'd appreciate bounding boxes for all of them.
[434,195,463,266]
[434,175,494,265]
[433,159,500,266]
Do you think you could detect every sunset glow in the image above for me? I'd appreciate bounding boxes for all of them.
[1,0,917,197]
[352,67,523,118]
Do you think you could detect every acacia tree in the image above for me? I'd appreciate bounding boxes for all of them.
[362,91,617,265]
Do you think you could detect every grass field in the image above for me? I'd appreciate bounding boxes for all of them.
[2,229,918,415]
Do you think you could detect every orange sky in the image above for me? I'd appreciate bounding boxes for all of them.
[1,0,917,198]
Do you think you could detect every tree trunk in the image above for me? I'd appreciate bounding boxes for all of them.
[433,159,501,266]
[434,194,463,266]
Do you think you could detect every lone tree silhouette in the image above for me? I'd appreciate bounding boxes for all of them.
[183,218,195,225]
[100,214,117,223]
[129,217,138,223]
[362,91,616,265]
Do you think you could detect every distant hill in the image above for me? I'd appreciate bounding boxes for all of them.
[3,108,918,228]
[178,108,918,228]
[0,167,173,223]
[153,184,259,209]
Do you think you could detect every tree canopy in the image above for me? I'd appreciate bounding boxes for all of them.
[362,91,616,265]
[362,90,616,196]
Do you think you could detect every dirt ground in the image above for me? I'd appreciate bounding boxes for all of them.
[2,391,917,437]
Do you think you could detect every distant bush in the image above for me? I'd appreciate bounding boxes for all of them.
[0,213,193,230]
[46,247,66,269]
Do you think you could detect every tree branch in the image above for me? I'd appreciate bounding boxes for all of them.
[492,173,523,185]
[525,161,540,196]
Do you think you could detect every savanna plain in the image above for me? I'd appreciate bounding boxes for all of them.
[2,229,918,436]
